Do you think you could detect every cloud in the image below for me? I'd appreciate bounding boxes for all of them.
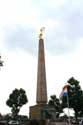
[0,0,82,55]
[2,25,38,55]
[34,0,82,54]
[0,0,39,27]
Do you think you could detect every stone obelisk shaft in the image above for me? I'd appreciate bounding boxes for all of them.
[36,38,47,104]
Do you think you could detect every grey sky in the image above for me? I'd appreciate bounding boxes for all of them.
[1,0,82,55]
[0,0,83,115]
[3,26,37,54]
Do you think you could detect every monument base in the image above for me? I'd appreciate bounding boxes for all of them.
[29,104,46,120]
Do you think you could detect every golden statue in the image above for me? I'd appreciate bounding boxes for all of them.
[39,27,45,39]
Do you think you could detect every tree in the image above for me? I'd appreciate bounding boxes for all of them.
[0,55,3,67]
[61,77,83,120]
[6,88,28,119]
[48,95,63,118]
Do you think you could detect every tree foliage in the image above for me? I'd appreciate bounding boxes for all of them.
[62,77,83,120]
[6,88,28,118]
[0,55,3,67]
[48,95,63,118]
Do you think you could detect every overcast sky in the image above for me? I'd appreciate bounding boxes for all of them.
[0,0,82,116]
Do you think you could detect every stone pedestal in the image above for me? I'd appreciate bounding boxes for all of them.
[29,104,46,120]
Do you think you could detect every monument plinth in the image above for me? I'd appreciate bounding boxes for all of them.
[29,28,48,119]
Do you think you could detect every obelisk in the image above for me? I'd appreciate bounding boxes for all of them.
[36,27,47,104]
[29,28,48,119]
